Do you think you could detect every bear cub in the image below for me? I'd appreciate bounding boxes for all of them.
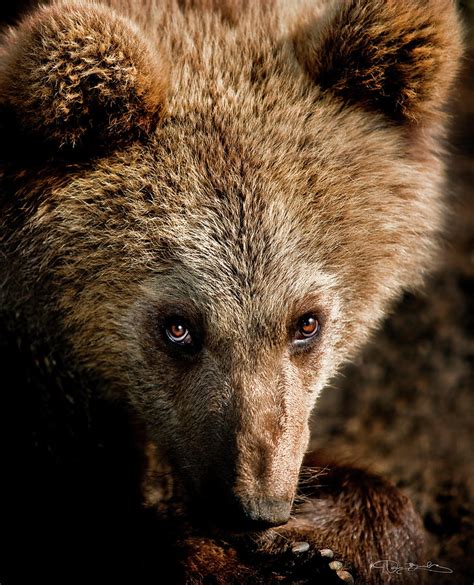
[0,0,462,584]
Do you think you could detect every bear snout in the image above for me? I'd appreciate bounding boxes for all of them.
[197,488,293,532]
[236,495,292,529]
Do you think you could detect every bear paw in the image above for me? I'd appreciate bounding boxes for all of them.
[249,531,354,584]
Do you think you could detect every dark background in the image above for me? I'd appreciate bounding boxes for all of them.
[0,1,472,583]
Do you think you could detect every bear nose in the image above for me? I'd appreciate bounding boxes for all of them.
[238,497,292,529]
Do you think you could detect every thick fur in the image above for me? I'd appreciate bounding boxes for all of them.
[294,0,462,124]
[0,2,167,148]
[0,1,462,584]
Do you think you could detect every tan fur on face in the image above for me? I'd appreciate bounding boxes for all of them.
[0,0,463,535]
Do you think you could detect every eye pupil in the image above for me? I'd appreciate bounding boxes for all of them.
[166,320,192,345]
[294,314,320,343]
[170,324,185,338]
[302,318,316,334]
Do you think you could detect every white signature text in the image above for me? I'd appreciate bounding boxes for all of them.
[370,560,454,575]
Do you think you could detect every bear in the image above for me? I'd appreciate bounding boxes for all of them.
[0,1,462,584]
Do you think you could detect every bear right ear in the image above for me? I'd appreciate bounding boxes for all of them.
[0,2,168,151]
[293,0,463,125]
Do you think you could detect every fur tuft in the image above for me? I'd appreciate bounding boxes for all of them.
[0,1,168,149]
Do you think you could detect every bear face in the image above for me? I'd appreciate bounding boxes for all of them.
[0,0,462,531]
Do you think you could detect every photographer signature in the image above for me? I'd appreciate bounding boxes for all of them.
[370,560,454,575]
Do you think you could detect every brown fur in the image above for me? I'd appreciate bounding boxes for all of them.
[0,1,463,583]
[151,452,426,584]
[294,0,462,124]
[0,1,167,148]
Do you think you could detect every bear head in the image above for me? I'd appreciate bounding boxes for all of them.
[0,0,462,529]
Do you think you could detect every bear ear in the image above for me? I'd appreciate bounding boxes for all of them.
[0,2,168,151]
[293,0,463,125]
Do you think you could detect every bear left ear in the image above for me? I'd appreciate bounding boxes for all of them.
[293,0,463,125]
[0,2,168,150]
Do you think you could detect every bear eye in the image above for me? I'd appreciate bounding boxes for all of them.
[165,320,193,346]
[293,314,320,343]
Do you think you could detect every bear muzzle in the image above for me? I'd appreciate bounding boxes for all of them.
[234,495,293,529]
[187,434,302,532]
[193,482,294,532]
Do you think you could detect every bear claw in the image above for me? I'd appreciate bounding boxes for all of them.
[291,541,310,554]
[336,569,354,584]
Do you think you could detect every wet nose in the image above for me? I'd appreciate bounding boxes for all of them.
[238,497,292,529]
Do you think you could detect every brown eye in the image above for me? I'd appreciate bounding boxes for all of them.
[294,315,320,342]
[166,321,192,345]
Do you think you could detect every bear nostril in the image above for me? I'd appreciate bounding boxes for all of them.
[239,497,292,529]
